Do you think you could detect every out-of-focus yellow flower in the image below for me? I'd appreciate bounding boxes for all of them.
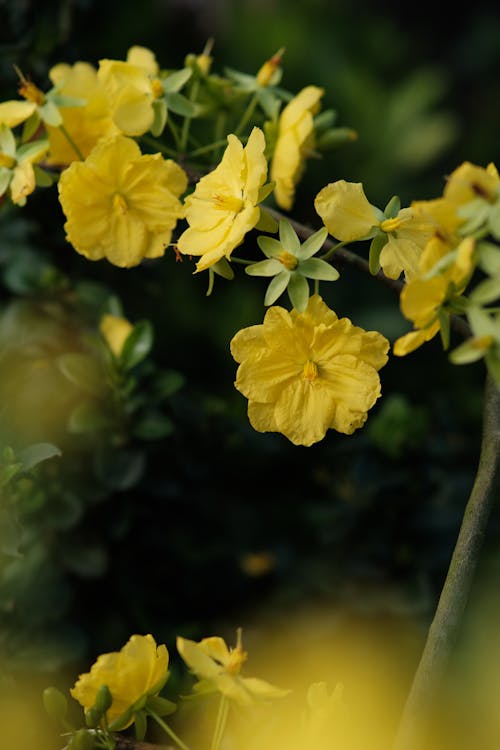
[299,681,350,749]
[46,62,119,165]
[255,48,284,87]
[271,85,323,211]
[177,126,268,272]
[0,124,48,205]
[70,634,169,727]
[100,314,133,357]
[444,160,499,205]
[0,99,37,128]
[177,630,289,706]
[97,46,162,136]
[0,70,62,128]
[58,135,187,267]
[394,236,476,356]
[230,294,389,446]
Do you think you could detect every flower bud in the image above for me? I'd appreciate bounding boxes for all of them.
[69,729,96,750]
[42,686,68,723]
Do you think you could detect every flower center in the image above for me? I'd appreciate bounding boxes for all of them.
[226,645,248,676]
[113,193,128,214]
[151,78,164,99]
[19,80,45,105]
[213,192,244,213]
[302,359,318,381]
[0,152,15,169]
[278,250,298,270]
[380,216,404,233]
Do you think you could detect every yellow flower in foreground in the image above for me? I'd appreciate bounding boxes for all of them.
[70,634,169,727]
[0,124,48,206]
[100,313,133,357]
[46,61,119,165]
[58,135,187,267]
[231,295,389,446]
[393,236,476,356]
[271,85,323,211]
[177,630,289,706]
[177,126,268,272]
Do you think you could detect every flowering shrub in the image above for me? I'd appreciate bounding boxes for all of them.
[1,35,500,750]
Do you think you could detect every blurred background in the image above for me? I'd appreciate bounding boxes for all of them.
[1,1,500,748]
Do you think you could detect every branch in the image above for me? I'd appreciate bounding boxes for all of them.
[392,372,500,750]
[265,207,472,340]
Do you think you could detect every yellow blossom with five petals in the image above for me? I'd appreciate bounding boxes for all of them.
[177,126,269,272]
[230,294,389,446]
[58,135,187,267]
[271,85,323,211]
[176,630,289,706]
[70,634,169,728]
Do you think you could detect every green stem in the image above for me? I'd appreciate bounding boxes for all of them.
[188,139,229,158]
[180,79,200,153]
[392,372,500,750]
[234,92,259,137]
[209,696,229,750]
[140,134,178,159]
[148,710,194,750]
[58,124,84,160]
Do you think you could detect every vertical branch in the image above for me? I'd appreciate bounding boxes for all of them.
[393,372,500,750]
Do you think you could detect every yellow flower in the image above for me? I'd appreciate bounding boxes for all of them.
[176,630,289,706]
[97,46,162,136]
[315,181,432,281]
[230,294,389,446]
[58,135,187,267]
[0,124,48,206]
[177,126,268,272]
[46,62,119,165]
[394,236,476,356]
[444,160,499,205]
[271,85,323,211]
[100,314,133,357]
[70,634,169,727]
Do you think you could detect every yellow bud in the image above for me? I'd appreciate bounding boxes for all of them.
[256,48,284,87]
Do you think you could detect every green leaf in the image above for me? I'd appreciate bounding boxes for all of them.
[152,370,185,399]
[18,443,61,471]
[297,227,328,260]
[279,219,300,254]
[94,448,145,490]
[57,353,104,396]
[67,401,111,434]
[165,92,201,118]
[264,270,290,305]
[246,258,283,277]
[120,320,153,370]
[133,412,174,440]
[299,258,339,281]
[315,127,357,151]
[162,67,193,93]
[288,273,310,312]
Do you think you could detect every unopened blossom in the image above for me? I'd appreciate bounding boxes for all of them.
[58,135,187,267]
[46,61,119,165]
[393,236,476,356]
[97,46,162,136]
[231,294,389,446]
[177,630,289,706]
[177,126,269,271]
[70,634,169,727]
[100,314,133,357]
[0,124,48,206]
[271,85,323,210]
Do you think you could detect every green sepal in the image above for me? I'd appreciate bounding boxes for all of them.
[299,258,339,281]
[22,111,41,142]
[477,241,500,276]
[84,707,101,729]
[67,402,112,434]
[39,99,62,127]
[43,686,68,723]
[246,258,283,277]
[315,127,357,151]
[264,269,290,305]
[17,138,49,162]
[134,710,148,741]
[107,706,134,732]
[69,729,96,750]
[438,309,450,350]
[297,227,328,260]
[57,353,104,397]
[288,272,310,312]
[313,109,337,132]
[0,168,11,197]
[49,93,86,108]
[257,181,275,204]
[34,164,58,187]
[488,203,500,240]
[254,207,278,233]
[165,92,201,118]
[150,99,168,137]
[161,67,193,93]
[368,232,388,275]
[449,337,492,365]
[120,320,154,370]
[257,235,283,258]
[211,256,235,279]
[18,442,61,471]
[279,219,300,254]
[145,694,177,716]
[224,67,257,90]
[485,348,500,387]
[470,276,500,305]
[0,123,15,155]
[467,304,497,337]
[94,685,112,715]
[257,88,280,119]
[384,195,401,219]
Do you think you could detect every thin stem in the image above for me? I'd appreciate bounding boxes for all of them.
[148,710,194,750]
[180,79,200,153]
[234,92,259,137]
[58,124,84,160]
[140,134,178,159]
[188,139,228,158]
[209,696,229,750]
[392,372,500,750]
